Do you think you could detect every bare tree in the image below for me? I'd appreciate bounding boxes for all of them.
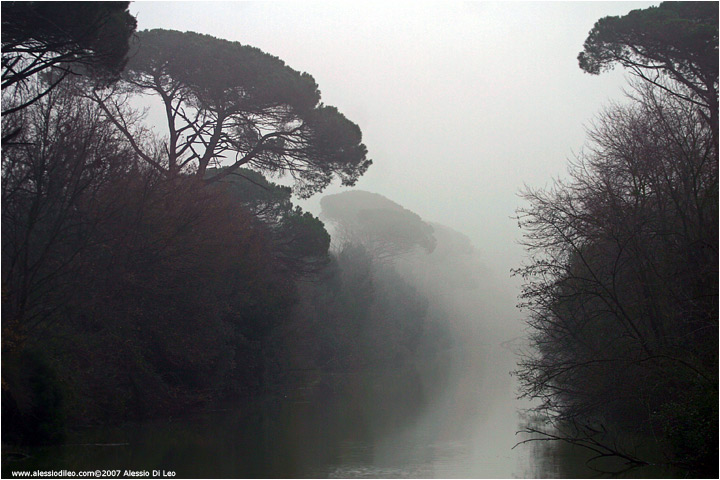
[514,82,717,472]
[2,80,139,352]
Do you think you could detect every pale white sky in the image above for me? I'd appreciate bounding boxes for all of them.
[128,1,657,279]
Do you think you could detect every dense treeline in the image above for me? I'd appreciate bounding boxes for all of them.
[1,8,450,446]
[2,82,289,439]
[515,2,718,476]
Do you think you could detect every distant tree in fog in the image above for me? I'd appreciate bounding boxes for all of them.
[398,222,481,291]
[320,190,436,261]
[89,29,371,197]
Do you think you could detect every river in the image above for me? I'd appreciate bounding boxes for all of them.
[1,333,676,478]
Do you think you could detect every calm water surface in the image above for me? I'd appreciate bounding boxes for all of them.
[2,340,675,478]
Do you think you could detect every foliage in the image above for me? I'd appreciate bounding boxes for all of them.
[0,73,404,447]
[271,193,467,382]
[0,22,453,453]
[1,350,66,445]
[397,222,480,290]
[1,2,137,119]
[2,81,297,440]
[2,81,141,353]
[91,29,371,196]
[513,7,720,471]
[655,377,717,473]
[207,167,331,278]
[578,1,718,148]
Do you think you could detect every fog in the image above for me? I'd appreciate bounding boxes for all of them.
[314,189,534,475]
[119,2,659,475]
[129,0,656,279]
[9,1,699,478]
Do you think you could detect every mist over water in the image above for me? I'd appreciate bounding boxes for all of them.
[4,2,712,478]
[311,195,538,477]
[2,179,680,478]
[3,186,543,478]
[4,234,543,479]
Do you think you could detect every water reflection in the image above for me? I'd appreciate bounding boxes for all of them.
[3,368,435,478]
[1,343,679,478]
[519,432,682,479]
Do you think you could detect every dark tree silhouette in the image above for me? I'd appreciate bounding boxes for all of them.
[578,1,718,150]
[207,167,331,278]
[1,80,301,440]
[1,2,137,118]
[2,82,140,355]
[91,29,371,197]
[515,83,717,474]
